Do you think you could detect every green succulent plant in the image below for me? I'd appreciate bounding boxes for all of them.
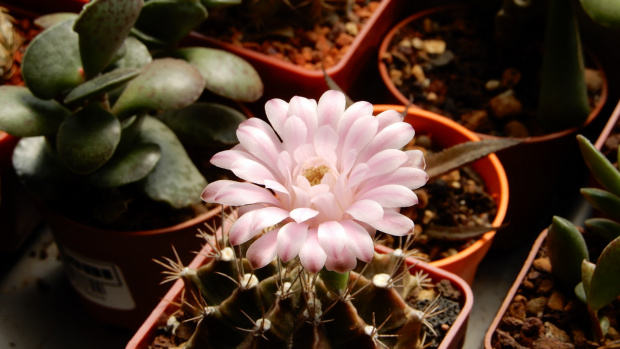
[495,0,620,131]
[546,135,620,345]
[0,0,263,229]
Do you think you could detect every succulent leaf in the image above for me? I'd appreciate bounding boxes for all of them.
[580,187,620,222]
[547,216,589,292]
[580,0,620,28]
[63,68,141,105]
[158,102,246,147]
[577,135,620,198]
[581,260,596,306]
[112,36,152,70]
[584,217,620,242]
[89,142,161,188]
[201,0,242,8]
[425,138,522,179]
[587,235,620,310]
[34,13,78,30]
[111,58,205,120]
[171,47,263,102]
[22,19,83,99]
[73,0,143,79]
[57,103,121,174]
[136,116,206,209]
[0,86,69,137]
[134,0,207,46]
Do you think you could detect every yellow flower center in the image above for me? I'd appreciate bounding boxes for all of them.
[303,165,330,186]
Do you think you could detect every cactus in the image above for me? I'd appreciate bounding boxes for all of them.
[0,0,263,229]
[156,208,462,349]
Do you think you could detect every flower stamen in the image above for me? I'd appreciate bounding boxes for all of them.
[303,165,330,186]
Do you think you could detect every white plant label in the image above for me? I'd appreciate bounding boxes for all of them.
[59,244,135,310]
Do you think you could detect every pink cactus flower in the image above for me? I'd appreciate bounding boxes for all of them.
[202,90,428,273]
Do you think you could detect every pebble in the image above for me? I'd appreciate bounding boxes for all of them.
[485,79,501,90]
[344,21,358,36]
[526,296,547,316]
[411,64,425,82]
[423,39,446,54]
[546,290,565,311]
[489,89,523,118]
[461,110,488,131]
[501,67,522,88]
[533,257,551,273]
[544,322,571,343]
[412,37,424,49]
[504,120,529,138]
[585,68,603,92]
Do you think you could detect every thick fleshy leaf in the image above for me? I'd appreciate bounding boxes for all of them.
[111,58,205,119]
[201,0,242,8]
[136,116,206,208]
[0,86,69,137]
[581,260,596,306]
[112,37,152,70]
[580,0,620,28]
[588,236,620,310]
[134,0,207,46]
[547,216,589,292]
[89,143,161,188]
[585,217,620,242]
[57,103,121,174]
[581,188,620,222]
[157,102,246,146]
[577,135,620,198]
[34,13,78,30]
[171,47,263,102]
[64,68,141,105]
[73,0,143,78]
[22,19,83,99]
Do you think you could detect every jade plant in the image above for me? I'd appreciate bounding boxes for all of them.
[156,90,466,348]
[0,0,263,229]
[546,134,620,345]
[495,0,620,131]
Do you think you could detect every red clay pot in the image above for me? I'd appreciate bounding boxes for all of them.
[373,105,509,285]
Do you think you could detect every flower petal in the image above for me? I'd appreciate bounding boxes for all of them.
[265,98,289,137]
[231,158,276,184]
[405,149,426,170]
[201,180,236,202]
[375,109,403,131]
[246,228,279,270]
[277,222,308,262]
[288,96,318,137]
[210,145,250,169]
[366,167,428,190]
[368,210,414,236]
[214,182,280,206]
[299,229,326,273]
[341,115,378,160]
[317,221,346,260]
[237,124,281,168]
[365,149,408,178]
[311,192,342,222]
[317,90,346,129]
[324,246,357,273]
[282,116,307,153]
[290,207,319,223]
[336,101,373,136]
[229,207,288,245]
[358,184,418,207]
[341,220,375,263]
[358,122,415,163]
[345,199,384,222]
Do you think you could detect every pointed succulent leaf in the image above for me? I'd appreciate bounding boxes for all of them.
[136,116,206,208]
[34,13,78,30]
[588,236,620,310]
[0,86,69,137]
[12,136,78,200]
[580,0,620,28]
[158,102,246,146]
[73,0,143,79]
[580,188,620,222]
[64,68,141,105]
[171,47,263,102]
[22,19,83,99]
[201,0,242,8]
[57,103,121,174]
[547,216,589,292]
[584,217,620,242]
[425,138,522,179]
[577,135,620,198]
[134,0,207,46]
[581,260,596,305]
[90,143,161,188]
[574,281,587,303]
[111,58,205,120]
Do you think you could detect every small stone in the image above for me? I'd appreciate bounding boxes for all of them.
[500,316,525,333]
[486,79,501,90]
[461,110,488,131]
[532,336,574,349]
[533,257,551,274]
[412,37,424,49]
[423,39,446,54]
[526,296,547,316]
[502,67,522,88]
[508,301,527,320]
[546,290,565,311]
[345,21,358,36]
[422,210,434,224]
[426,91,438,101]
[585,68,603,93]
[489,90,523,118]
[335,32,354,47]
[495,329,527,349]
[522,317,544,340]
[544,322,571,343]
[411,64,425,82]
[463,179,479,194]
[537,279,554,294]
[389,68,403,86]
[504,120,529,138]
[414,188,429,208]
[399,38,412,48]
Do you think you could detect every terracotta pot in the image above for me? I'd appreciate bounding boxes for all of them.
[0,132,41,258]
[484,228,548,348]
[182,0,403,106]
[373,105,509,285]
[126,240,474,349]
[378,5,608,250]
[38,203,223,330]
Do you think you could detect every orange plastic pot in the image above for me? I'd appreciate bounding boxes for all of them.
[373,105,509,285]
[38,203,223,330]
[126,237,474,349]
[378,5,608,250]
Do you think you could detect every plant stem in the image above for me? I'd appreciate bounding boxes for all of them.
[319,269,349,296]
[588,306,605,344]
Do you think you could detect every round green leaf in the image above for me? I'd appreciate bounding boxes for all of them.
[136,116,206,209]
[0,86,69,137]
[111,58,205,119]
[73,0,143,78]
[547,216,589,292]
[134,0,207,46]
[588,236,620,310]
[158,102,246,146]
[577,135,620,198]
[172,47,263,102]
[580,0,620,28]
[584,217,620,242]
[113,36,152,70]
[90,142,161,188]
[34,13,79,30]
[22,19,83,99]
[580,187,620,222]
[57,104,121,174]
[64,68,141,105]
